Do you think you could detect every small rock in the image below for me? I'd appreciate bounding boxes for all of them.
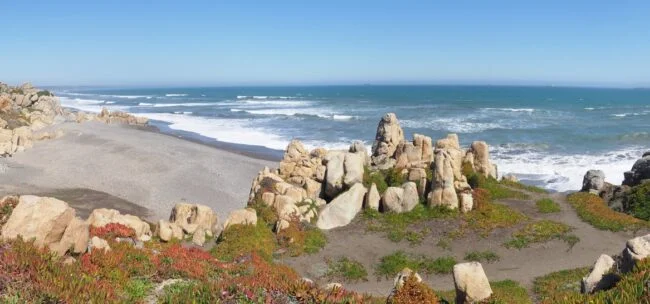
[453,262,493,304]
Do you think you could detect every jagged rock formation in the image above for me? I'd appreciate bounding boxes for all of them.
[246,113,501,232]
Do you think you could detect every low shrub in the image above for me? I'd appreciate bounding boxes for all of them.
[460,201,528,237]
[504,220,575,249]
[388,275,440,304]
[89,223,136,239]
[375,251,456,278]
[567,192,647,232]
[625,182,650,221]
[326,257,368,282]
[363,204,456,244]
[437,279,531,304]
[464,250,500,263]
[36,90,53,97]
[533,267,589,301]
[536,198,561,213]
[363,166,389,194]
[276,219,327,256]
[212,221,276,262]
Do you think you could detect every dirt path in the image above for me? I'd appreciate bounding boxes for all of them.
[281,190,648,297]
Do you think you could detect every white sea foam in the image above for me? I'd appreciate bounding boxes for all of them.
[59,97,126,113]
[165,94,188,97]
[493,145,646,192]
[139,112,289,150]
[105,101,116,104]
[401,118,506,133]
[233,99,311,107]
[105,95,152,99]
[584,107,595,110]
[139,102,214,107]
[482,108,535,113]
[332,115,357,121]
[244,108,331,118]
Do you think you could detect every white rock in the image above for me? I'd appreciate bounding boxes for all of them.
[317,183,367,230]
[581,254,617,293]
[453,262,493,304]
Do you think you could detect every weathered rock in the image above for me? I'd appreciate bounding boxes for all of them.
[89,236,111,252]
[468,141,496,179]
[502,174,519,183]
[621,234,650,273]
[365,183,380,210]
[261,192,275,206]
[304,178,322,200]
[157,220,184,242]
[436,134,465,180]
[453,262,493,304]
[317,183,367,230]
[343,151,365,187]
[324,283,343,290]
[408,168,428,197]
[428,150,459,209]
[371,113,404,168]
[169,202,218,241]
[349,140,370,166]
[87,208,152,241]
[581,254,618,294]
[11,126,33,153]
[324,151,345,198]
[460,192,474,213]
[623,153,650,187]
[395,134,434,169]
[1,196,75,249]
[96,107,148,126]
[51,217,90,256]
[223,208,257,229]
[582,170,606,192]
[382,186,404,212]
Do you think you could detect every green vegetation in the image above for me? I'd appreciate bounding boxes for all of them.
[36,90,53,97]
[363,204,457,245]
[362,167,408,194]
[212,221,277,262]
[501,179,548,194]
[533,267,590,302]
[567,192,648,232]
[303,228,327,254]
[464,250,500,263]
[326,257,368,282]
[375,251,456,278]
[458,201,528,238]
[536,198,561,213]
[388,275,440,304]
[436,238,452,251]
[123,278,153,302]
[463,164,529,200]
[504,220,577,249]
[625,182,650,221]
[437,280,531,304]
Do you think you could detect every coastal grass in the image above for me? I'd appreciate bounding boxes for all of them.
[535,258,650,303]
[504,220,578,249]
[362,204,457,245]
[375,251,456,278]
[567,192,648,232]
[455,201,528,238]
[437,280,531,304]
[533,267,590,302]
[501,179,548,194]
[326,257,369,282]
[463,250,500,263]
[123,278,153,302]
[464,165,529,200]
[212,221,277,262]
[536,198,561,213]
[362,167,408,194]
[625,182,650,221]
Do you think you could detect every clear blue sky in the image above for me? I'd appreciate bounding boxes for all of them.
[1,1,649,87]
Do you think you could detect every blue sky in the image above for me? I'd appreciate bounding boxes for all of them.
[1,1,649,87]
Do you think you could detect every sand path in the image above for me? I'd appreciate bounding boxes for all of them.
[0,121,274,221]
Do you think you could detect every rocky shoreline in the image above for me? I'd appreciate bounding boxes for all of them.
[1,82,650,303]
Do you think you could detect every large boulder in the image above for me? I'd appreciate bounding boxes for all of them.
[371,113,404,168]
[343,151,365,187]
[393,267,422,289]
[87,208,152,241]
[317,183,367,230]
[157,219,184,242]
[582,170,606,193]
[453,262,493,304]
[394,134,434,169]
[1,196,75,249]
[382,182,419,213]
[223,208,257,229]
[623,153,650,187]
[278,140,325,183]
[466,141,497,179]
[168,202,218,246]
[365,183,380,210]
[581,254,618,294]
[324,151,346,198]
[436,134,465,181]
[349,141,370,166]
[51,217,90,256]
[428,150,459,209]
[621,234,650,273]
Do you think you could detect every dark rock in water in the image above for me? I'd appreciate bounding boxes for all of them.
[623,155,650,187]
[582,169,606,192]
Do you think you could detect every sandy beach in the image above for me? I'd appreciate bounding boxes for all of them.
[0,121,274,221]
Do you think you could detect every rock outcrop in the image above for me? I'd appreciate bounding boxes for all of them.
[371,113,404,169]
[317,183,367,230]
[223,208,258,229]
[365,183,380,210]
[394,133,434,169]
[582,170,606,193]
[623,152,650,187]
[87,208,152,241]
[428,150,459,209]
[382,182,419,213]
[465,141,497,179]
[453,262,493,304]
[162,202,220,246]
[96,108,148,126]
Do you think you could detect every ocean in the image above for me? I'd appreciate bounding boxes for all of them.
[54,85,650,192]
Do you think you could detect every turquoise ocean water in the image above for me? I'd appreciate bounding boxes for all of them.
[55,85,650,192]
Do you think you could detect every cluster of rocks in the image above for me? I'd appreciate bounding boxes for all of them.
[581,151,650,212]
[0,82,148,157]
[248,112,499,231]
[581,233,650,294]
